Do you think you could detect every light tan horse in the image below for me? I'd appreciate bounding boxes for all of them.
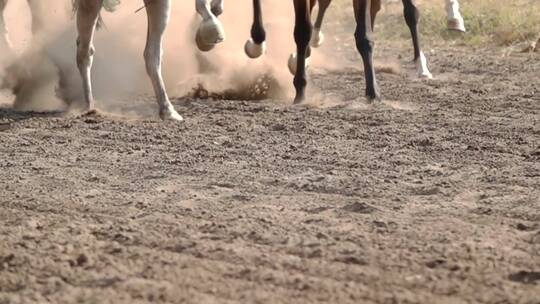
[75,0,225,121]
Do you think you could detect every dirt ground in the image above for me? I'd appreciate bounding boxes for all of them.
[1,4,539,304]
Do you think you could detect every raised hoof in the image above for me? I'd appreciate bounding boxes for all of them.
[288,53,310,75]
[447,18,466,33]
[244,39,266,59]
[310,28,325,48]
[160,107,184,122]
[196,16,225,52]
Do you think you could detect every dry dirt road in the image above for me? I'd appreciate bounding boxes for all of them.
[1,8,540,304]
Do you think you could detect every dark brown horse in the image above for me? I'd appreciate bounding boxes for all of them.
[245,0,432,104]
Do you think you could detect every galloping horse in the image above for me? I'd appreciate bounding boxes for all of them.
[243,0,433,104]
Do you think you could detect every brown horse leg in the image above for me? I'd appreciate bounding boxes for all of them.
[292,0,313,104]
[402,0,431,78]
[311,0,332,47]
[353,0,380,101]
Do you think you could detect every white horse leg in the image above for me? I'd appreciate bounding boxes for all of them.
[195,0,225,52]
[145,0,183,121]
[0,0,12,51]
[76,0,102,113]
[445,0,466,32]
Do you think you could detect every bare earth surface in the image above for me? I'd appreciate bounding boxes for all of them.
[1,7,540,304]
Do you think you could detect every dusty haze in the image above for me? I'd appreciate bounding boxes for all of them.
[0,1,343,116]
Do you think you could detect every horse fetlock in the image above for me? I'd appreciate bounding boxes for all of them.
[447,17,466,32]
[244,39,266,59]
[310,28,325,48]
[288,53,310,76]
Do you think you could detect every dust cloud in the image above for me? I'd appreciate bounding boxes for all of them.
[1,1,340,115]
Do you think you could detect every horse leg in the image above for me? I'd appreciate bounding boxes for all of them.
[27,0,45,36]
[195,0,225,52]
[244,0,266,58]
[291,0,315,104]
[402,0,432,79]
[288,0,317,76]
[145,0,183,121]
[353,0,380,101]
[311,0,332,48]
[75,0,103,113]
[0,0,12,51]
[445,0,466,32]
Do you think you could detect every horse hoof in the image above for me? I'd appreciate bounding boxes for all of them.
[196,16,225,52]
[310,28,324,48]
[418,70,433,79]
[244,38,266,59]
[288,53,310,75]
[160,106,184,122]
[196,33,216,52]
[447,18,466,33]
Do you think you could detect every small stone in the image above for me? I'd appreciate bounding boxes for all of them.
[76,253,89,266]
